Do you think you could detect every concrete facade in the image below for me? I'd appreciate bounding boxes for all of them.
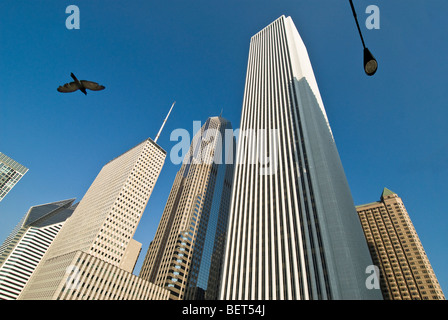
[19,138,169,300]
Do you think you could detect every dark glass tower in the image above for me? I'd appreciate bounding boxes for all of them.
[140,116,235,300]
[0,152,28,202]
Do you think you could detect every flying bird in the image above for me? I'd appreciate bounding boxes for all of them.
[57,73,105,95]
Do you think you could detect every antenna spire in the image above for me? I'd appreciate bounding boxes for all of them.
[154,101,175,143]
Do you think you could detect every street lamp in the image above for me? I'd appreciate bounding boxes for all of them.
[349,0,378,76]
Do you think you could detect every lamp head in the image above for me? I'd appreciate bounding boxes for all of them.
[364,47,378,76]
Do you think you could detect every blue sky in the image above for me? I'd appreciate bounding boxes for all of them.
[1,1,447,296]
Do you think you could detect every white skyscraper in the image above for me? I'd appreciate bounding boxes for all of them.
[0,199,77,300]
[19,138,169,300]
[219,16,382,300]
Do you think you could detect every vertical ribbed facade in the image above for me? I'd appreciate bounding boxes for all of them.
[0,152,28,202]
[357,188,445,300]
[219,16,382,300]
[140,116,235,300]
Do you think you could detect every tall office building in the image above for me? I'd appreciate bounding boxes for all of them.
[219,16,381,300]
[0,199,77,300]
[356,188,445,300]
[140,116,235,300]
[19,138,170,300]
[0,152,28,202]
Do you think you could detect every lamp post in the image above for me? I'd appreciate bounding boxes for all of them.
[349,0,378,76]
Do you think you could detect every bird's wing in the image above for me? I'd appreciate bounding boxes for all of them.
[57,81,80,93]
[81,80,105,91]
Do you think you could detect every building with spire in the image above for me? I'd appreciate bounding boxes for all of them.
[140,116,235,300]
[0,152,28,202]
[19,103,176,300]
[0,199,77,300]
[219,15,381,300]
[356,188,445,300]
